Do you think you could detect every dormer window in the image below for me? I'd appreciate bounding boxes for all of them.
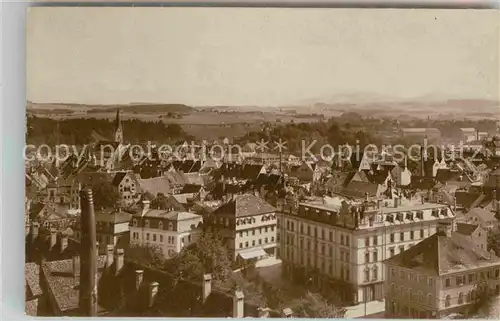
[406,212,414,221]
[168,222,173,231]
[145,220,149,228]
[432,209,439,217]
[416,211,424,219]
[132,219,137,226]
[440,208,448,216]
[158,221,163,229]
[396,213,404,222]
[386,215,394,223]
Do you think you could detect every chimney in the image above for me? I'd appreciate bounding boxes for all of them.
[148,282,159,307]
[72,255,80,288]
[78,188,98,316]
[436,221,453,237]
[421,194,424,204]
[30,222,39,243]
[135,270,144,291]
[420,145,425,177]
[202,274,212,302]
[60,233,68,253]
[49,227,57,250]
[114,248,125,274]
[365,192,369,202]
[106,244,114,267]
[394,197,399,208]
[233,290,245,318]
[142,200,150,216]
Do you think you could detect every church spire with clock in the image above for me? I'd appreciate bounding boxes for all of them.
[114,108,123,144]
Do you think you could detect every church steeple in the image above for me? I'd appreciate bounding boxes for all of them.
[114,108,123,144]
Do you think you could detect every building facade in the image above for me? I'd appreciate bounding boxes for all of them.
[204,193,277,261]
[384,221,500,319]
[130,201,203,258]
[277,194,456,304]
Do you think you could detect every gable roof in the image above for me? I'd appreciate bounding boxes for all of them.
[385,231,499,276]
[212,194,275,218]
[180,184,203,194]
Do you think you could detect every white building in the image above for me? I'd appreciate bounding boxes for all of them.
[130,200,203,258]
[277,194,455,304]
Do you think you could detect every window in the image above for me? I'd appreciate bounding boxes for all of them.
[410,231,414,240]
[365,237,370,247]
[373,236,378,246]
[346,236,350,246]
[399,245,405,253]
[458,293,464,305]
[445,278,451,288]
[391,268,397,277]
[373,250,378,262]
[420,229,424,238]
[373,266,378,280]
[390,233,395,242]
[400,270,405,279]
[468,273,474,283]
[456,276,464,286]
[239,243,243,248]
[153,234,157,242]
[495,269,500,278]
[146,233,150,241]
[400,232,405,241]
[265,237,268,243]
[329,231,333,241]
[160,235,163,242]
[245,241,249,247]
[364,268,370,282]
[445,295,451,307]
[389,247,395,257]
[428,294,433,305]
[365,252,370,263]
[252,240,256,246]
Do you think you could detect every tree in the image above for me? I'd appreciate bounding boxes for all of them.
[125,243,165,269]
[92,181,120,209]
[487,229,500,256]
[165,231,232,282]
[287,292,346,318]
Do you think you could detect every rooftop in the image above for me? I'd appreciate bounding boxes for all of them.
[212,193,275,218]
[385,231,500,276]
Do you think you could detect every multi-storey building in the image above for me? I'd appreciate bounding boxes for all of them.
[276,194,455,304]
[74,208,132,254]
[130,201,203,258]
[204,193,277,261]
[112,171,140,205]
[384,221,500,319]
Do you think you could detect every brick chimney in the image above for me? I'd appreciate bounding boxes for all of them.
[436,221,453,237]
[114,248,124,275]
[72,255,80,288]
[142,200,151,217]
[148,282,159,307]
[233,290,245,318]
[60,233,69,253]
[202,274,212,302]
[106,244,114,267]
[49,227,57,250]
[135,270,144,291]
[30,222,39,243]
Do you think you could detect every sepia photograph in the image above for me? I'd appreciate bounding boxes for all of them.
[25,7,500,318]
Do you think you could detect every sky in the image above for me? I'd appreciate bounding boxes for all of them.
[27,8,499,106]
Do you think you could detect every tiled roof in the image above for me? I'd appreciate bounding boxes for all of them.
[112,172,128,186]
[456,223,479,236]
[77,172,113,186]
[212,194,275,218]
[25,262,43,297]
[95,209,132,224]
[385,231,499,276]
[466,207,497,223]
[183,173,205,186]
[341,181,380,198]
[42,255,107,312]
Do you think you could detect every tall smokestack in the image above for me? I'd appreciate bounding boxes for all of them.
[79,188,98,316]
[420,145,425,177]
